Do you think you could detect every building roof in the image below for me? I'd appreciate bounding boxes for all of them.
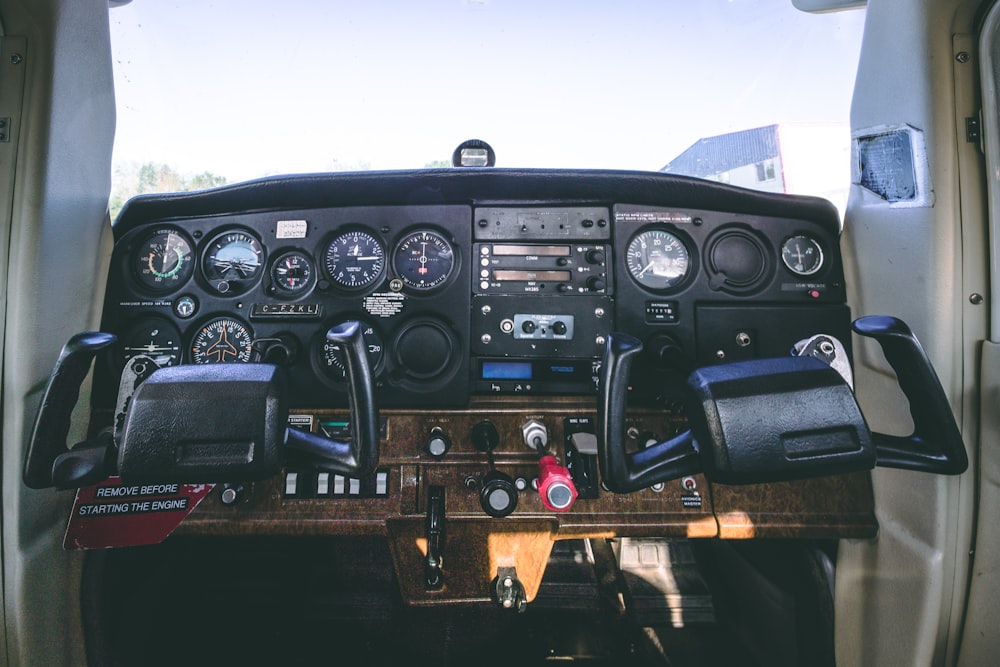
[661,124,780,177]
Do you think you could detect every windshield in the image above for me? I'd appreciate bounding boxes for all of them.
[109,0,865,216]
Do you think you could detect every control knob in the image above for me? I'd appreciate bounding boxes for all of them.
[424,427,451,458]
[471,420,500,452]
[480,470,518,517]
[537,456,578,511]
[586,276,606,291]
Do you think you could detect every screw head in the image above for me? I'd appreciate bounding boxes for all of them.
[9,54,23,65]
[957,51,970,63]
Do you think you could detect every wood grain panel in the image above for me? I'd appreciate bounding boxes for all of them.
[174,397,876,544]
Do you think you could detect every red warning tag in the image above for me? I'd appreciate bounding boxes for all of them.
[64,476,214,550]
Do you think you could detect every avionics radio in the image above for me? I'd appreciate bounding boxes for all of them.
[469,207,614,395]
[473,242,611,295]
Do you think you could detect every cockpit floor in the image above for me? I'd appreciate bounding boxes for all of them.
[83,536,778,666]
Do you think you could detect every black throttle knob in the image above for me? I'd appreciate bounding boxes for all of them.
[471,420,500,452]
[480,470,518,518]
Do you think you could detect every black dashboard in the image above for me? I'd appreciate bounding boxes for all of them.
[98,169,850,412]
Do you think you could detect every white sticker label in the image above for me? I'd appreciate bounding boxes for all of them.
[276,220,309,239]
[288,414,314,431]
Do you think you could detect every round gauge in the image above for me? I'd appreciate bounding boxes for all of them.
[323,230,386,290]
[781,235,825,276]
[202,230,265,294]
[270,250,315,296]
[625,229,691,291]
[132,228,194,293]
[121,318,183,368]
[314,320,384,382]
[392,230,455,291]
[190,317,254,364]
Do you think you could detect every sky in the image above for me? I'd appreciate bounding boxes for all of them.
[109,0,866,183]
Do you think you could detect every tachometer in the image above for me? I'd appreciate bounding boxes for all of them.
[190,317,254,364]
[392,230,455,292]
[625,229,691,291]
[133,228,194,293]
[323,230,385,290]
[202,229,265,294]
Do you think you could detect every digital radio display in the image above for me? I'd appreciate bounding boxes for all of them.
[481,361,533,380]
[493,270,573,282]
[492,245,571,256]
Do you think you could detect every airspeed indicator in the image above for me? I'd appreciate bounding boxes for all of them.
[133,228,194,293]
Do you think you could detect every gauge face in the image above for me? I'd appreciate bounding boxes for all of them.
[392,230,455,291]
[625,229,691,291]
[270,250,314,296]
[122,318,183,368]
[781,235,824,276]
[133,228,194,292]
[202,230,265,294]
[324,230,385,290]
[315,321,384,382]
[190,317,254,364]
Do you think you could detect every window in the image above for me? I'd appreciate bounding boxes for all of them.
[757,160,777,182]
[108,1,865,215]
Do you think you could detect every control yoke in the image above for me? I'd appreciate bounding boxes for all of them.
[597,315,968,493]
[23,321,379,490]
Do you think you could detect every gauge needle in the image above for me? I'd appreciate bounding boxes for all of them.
[636,261,657,277]
[418,242,428,273]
